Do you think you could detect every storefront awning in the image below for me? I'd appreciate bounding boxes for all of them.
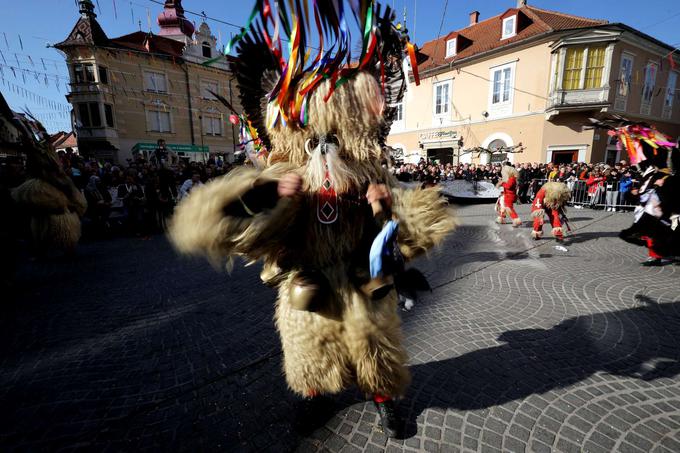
[132,143,209,153]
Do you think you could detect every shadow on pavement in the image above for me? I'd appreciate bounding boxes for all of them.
[396,298,680,437]
[563,231,621,245]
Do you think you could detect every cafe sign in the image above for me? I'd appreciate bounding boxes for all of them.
[419,130,458,142]
[132,143,210,153]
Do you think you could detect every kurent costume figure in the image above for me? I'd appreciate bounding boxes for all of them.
[4,95,87,256]
[169,1,455,436]
[496,164,521,226]
[596,120,680,265]
[530,182,571,240]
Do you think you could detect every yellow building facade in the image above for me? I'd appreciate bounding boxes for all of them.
[387,2,680,165]
[56,0,239,164]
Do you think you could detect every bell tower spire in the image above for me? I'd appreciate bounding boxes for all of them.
[157,0,195,38]
[78,0,96,19]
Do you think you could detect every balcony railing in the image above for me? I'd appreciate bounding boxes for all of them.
[68,83,111,95]
[74,126,118,140]
[547,87,610,109]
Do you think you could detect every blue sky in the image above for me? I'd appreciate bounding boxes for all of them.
[3,0,680,132]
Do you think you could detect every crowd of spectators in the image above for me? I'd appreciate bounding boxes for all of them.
[8,149,640,241]
[58,148,234,239]
[392,158,641,211]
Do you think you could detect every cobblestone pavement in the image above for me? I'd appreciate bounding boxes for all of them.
[1,203,680,452]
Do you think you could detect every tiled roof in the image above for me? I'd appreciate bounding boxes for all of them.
[55,16,109,49]
[109,31,185,58]
[416,5,607,73]
[50,131,77,149]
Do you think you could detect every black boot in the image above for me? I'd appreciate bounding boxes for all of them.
[374,399,401,438]
[642,257,670,267]
[293,395,336,435]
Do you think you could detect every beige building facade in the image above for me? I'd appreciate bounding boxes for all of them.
[387,2,680,165]
[56,0,238,164]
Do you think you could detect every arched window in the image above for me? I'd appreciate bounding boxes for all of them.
[488,139,507,152]
[202,42,211,58]
[485,139,507,164]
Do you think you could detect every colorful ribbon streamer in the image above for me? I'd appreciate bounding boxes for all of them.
[216,0,414,129]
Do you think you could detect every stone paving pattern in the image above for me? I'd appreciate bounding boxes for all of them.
[1,203,680,452]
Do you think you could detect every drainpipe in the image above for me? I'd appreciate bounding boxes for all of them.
[181,63,195,145]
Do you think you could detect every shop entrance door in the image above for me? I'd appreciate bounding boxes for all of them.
[552,150,578,164]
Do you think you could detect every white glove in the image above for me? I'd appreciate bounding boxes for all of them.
[671,214,680,231]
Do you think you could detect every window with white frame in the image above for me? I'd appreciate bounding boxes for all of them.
[390,102,404,130]
[502,16,516,39]
[663,71,678,119]
[492,66,512,104]
[201,80,219,99]
[446,38,457,58]
[433,80,451,118]
[395,103,403,121]
[488,62,515,117]
[73,63,96,84]
[98,66,109,84]
[202,115,222,136]
[561,45,607,91]
[144,70,168,93]
[147,109,172,132]
[77,102,101,127]
[641,62,658,115]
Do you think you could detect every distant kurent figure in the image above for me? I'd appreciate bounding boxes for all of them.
[6,97,87,256]
[601,121,680,266]
[496,164,522,226]
[168,1,455,437]
[531,182,570,240]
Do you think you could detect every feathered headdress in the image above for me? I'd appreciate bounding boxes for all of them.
[587,116,676,166]
[219,0,418,151]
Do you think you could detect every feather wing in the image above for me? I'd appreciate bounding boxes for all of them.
[231,32,281,151]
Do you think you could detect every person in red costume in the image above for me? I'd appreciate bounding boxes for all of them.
[496,163,522,226]
[531,181,571,240]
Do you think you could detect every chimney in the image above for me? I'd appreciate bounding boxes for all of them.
[517,0,527,7]
[469,11,480,26]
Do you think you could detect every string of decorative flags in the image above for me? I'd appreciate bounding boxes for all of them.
[0,78,71,112]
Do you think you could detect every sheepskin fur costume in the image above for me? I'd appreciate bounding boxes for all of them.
[7,100,86,254]
[12,179,86,253]
[531,181,570,240]
[497,165,521,226]
[170,74,455,397]
[169,4,456,398]
[169,2,455,397]
[500,165,519,182]
[541,182,571,209]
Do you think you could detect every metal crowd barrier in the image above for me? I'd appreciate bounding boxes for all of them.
[526,179,636,211]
